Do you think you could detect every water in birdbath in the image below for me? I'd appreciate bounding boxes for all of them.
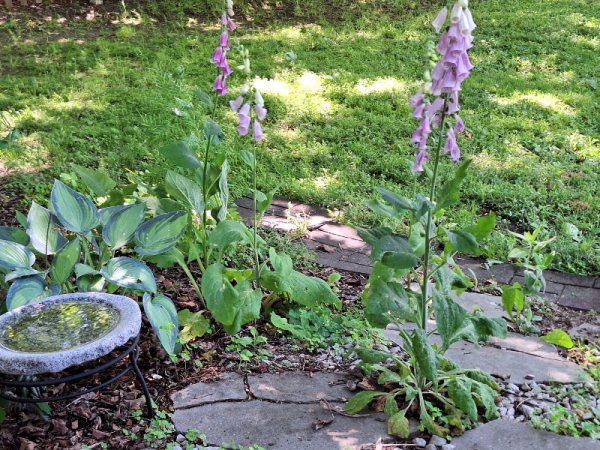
[0,301,120,353]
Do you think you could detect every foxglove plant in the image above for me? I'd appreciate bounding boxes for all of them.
[346,1,507,437]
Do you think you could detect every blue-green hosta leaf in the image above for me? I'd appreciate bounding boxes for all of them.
[165,170,204,215]
[7,275,60,310]
[101,257,157,294]
[208,220,250,252]
[98,205,129,226]
[134,211,188,256]
[143,293,179,354]
[0,226,29,246]
[4,268,44,282]
[77,274,106,292]
[158,141,201,170]
[102,203,146,249]
[27,202,67,255]
[50,237,81,284]
[74,263,99,278]
[72,164,117,197]
[50,180,100,233]
[0,239,36,272]
[411,328,437,383]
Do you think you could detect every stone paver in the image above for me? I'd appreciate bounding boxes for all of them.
[171,372,247,409]
[558,285,600,312]
[173,400,390,450]
[451,419,600,449]
[247,372,350,403]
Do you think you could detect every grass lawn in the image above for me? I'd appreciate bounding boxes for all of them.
[0,0,599,273]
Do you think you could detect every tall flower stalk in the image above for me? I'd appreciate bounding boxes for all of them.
[410,0,476,330]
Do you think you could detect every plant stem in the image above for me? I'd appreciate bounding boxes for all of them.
[252,146,260,286]
[420,98,448,330]
[178,260,204,306]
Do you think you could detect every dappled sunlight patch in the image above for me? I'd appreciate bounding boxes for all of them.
[491,92,576,116]
[565,132,600,159]
[354,77,406,96]
[568,34,599,50]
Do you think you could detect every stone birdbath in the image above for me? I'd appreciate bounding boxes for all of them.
[0,292,153,417]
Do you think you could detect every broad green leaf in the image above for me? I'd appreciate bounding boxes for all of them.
[381,251,419,269]
[165,170,204,215]
[376,187,415,211]
[432,290,470,351]
[408,221,427,257]
[0,226,29,246]
[507,247,528,260]
[134,211,188,256]
[177,309,211,343]
[269,248,293,276]
[384,395,400,418]
[377,367,405,385]
[464,213,496,242]
[193,89,214,109]
[463,369,498,390]
[446,229,479,255]
[471,380,499,420]
[101,257,157,294]
[74,263,99,278]
[72,164,116,197]
[27,202,67,255]
[102,203,146,249]
[159,141,201,170]
[51,237,80,284]
[501,282,524,317]
[387,411,410,438]
[270,312,298,333]
[77,274,106,292]
[0,239,35,272]
[367,199,399,219]
[50,180,99,233]
[362,279,415,328]
[356,347,392,364]
[415,194,435,220]
[541,329,574,349]
[287,270,341,309]
[203,119,225,145]
[208,220,250,251]
[224,280,262,335]
[357,227,393,248]
[344,390,385,414]
[469,315,507,341]
[436,159,472,211]
[143,293,179,354]
[240,149,255,169]
[448,377,478,421]
[255,189,275,216]
[372,235,412,261]
[6,275,59,310]
[411,328,437,382]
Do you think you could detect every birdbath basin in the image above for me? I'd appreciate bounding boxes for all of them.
[0,293,141,375]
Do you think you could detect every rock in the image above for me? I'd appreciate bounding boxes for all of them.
[424,445,437,450]
[247,372,352,403]
[506,383,520,394]
[519,404,536,420]
[171,373,247,408]
[413,437,427,447]
[441,445,456,450]
[525,374,535,380]
[429,435,446,446]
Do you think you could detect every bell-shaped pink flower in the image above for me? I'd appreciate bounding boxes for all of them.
[230,96,244,112]
[213,74,227,96]
[454,115,465,133]
[412,149,430,172]
[211,46,224,66]
[219,31,230,49]
[227,18,236,31]
[255,105,267,121]
[432,7,448,33]
[444,126,461,162]
[237,103,251,136]
[253,120,263,143]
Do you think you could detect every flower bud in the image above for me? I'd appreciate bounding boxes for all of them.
[255,90,264,107]
[451,3,462,23]
[241,83,250,94]
[424,70,432,82]
[458,0,468,8]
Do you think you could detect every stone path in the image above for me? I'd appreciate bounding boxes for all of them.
[168,197,600,449]
[236,196,600,312]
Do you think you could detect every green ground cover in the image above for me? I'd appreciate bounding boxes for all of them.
[0,0,598,273]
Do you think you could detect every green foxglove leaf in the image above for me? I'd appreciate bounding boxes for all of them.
[501,282,524,317]
[208,220,250,252]
[362,279,415,328]
[376,187,415,212]
[6,275,60,310]
[159,141,201,170]
[72,164,116,197]
[134,211,187,256]
[0,226,29,246]
[367,199,399,219]
[469,315,507,341]
[101,257,157,294]
[143,293,179,354]
[165,170,204,215]
[448,377,478,421]
[255,189,275,216]
[436,159,471,211]
[384,395,400,418]
[464,213,496,242]
[381,251,419,269]
[432,290,470,351]
[240,149,255,169]
[50,180,99,233]
[356,347,392,364]
[344,390,385,414]
[27,202,67,255]
[446,229,479,255]
[387,411,410,438]
[541,329,573,349]
[193,89,214,109]
[471,380,499,420]
[372,235,412,261]
[287,270,341,309]
[0,239,35,272]
[51,237,81,284]
[203,119,224,145]
[411,328,437,382]
[102,203,146,249]
[357,227,392,248]
[217,159,229,221]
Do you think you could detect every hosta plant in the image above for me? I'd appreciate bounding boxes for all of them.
[0,179,184,354]
[345,1,507,438]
